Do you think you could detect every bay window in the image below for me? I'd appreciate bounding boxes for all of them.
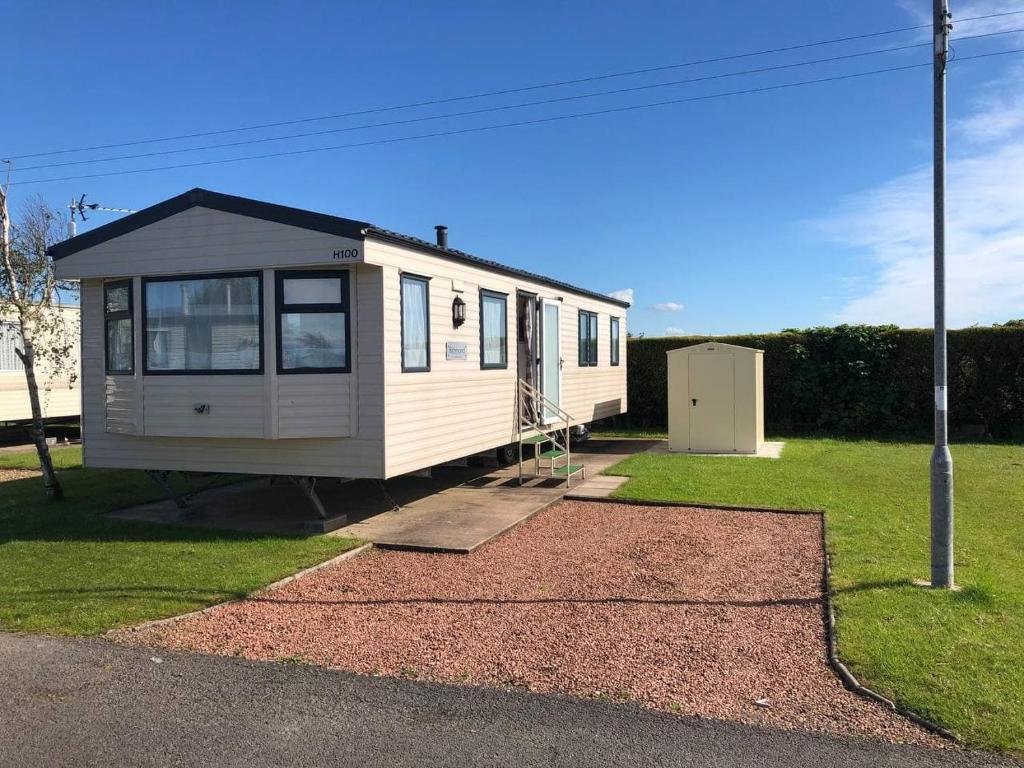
[104,280,133,374]
[143,272,262,373]
[276,270,350,373]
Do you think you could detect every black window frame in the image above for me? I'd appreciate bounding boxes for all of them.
[479,288,509,370]
[275,269,352,375]
[141,270,264,376]
[400,272,431,373]
[578,309,598,366]
[104,279,134,375]
[610,316,620,366]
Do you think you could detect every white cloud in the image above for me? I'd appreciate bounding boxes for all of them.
[607,288,634,304]
[955,63,1024,143]
[652,301,685,312]
[812,65,1024,327]
[665,326,685,335]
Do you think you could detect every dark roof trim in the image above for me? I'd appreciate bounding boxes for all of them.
[47,188,370,260]
[47,187,630,309]
[364,228,631,309]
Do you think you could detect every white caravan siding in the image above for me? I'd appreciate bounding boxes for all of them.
[366,239,627,478]
[0,307,81,423]
[53,206,364,278]
[71,205,385,477]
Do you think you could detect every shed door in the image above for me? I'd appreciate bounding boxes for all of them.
[689,353,735,451]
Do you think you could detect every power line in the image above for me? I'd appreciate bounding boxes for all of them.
[6,8,1023,162]
[11,27,1021,174]
[6,40,935,173]
[13,49,1021,188]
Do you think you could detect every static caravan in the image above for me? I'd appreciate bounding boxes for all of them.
[0,306,81,425]
[49,188,628,508]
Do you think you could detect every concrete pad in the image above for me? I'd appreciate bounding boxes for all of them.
[110,439,658,553]
[647,440,785,459]
[565,475,630,500]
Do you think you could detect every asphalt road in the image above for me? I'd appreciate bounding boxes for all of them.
[0,633,1016,768]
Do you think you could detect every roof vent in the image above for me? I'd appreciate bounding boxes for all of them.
[434,225,448,249]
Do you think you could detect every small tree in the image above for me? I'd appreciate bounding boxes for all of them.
[0,171,79,500]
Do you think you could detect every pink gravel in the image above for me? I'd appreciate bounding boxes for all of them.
[122,500,942,747]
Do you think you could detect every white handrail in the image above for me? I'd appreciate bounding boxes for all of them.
[517,378,576,488]
[518,378,574,425]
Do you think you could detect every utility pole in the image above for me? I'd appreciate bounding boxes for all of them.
[930,0,954,589]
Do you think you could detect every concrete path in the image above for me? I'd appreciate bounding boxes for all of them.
[0,633,1013,768]
[338,439,655,551]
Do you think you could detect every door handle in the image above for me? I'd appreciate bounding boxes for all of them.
[559,357,564,370]
[691,398,698,406]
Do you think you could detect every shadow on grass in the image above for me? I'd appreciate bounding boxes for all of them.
[0,471,322,546]
[13,585,250,602]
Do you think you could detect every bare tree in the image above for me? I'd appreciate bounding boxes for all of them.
[0,169,79,500]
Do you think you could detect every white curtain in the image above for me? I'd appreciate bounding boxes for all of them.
[483,295,505,365]
[402,277,429,368]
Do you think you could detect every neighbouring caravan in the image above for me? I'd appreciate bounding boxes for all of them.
[49,188,628,495]
[0,306,81,425]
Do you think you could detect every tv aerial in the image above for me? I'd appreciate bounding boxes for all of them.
[68,194,137,237]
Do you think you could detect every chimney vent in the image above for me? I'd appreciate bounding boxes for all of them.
[434,225,448,248]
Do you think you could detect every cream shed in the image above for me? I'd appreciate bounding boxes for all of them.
[667,342,763,454]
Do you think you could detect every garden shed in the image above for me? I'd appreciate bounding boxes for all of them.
[667,342,763,454]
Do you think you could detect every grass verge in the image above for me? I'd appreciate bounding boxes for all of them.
[605,437,1024,753]
[0,447,361,635]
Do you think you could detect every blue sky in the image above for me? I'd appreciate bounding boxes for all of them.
[4,1,1023,335]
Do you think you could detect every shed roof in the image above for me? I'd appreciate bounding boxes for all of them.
[666,341,764,355]
[47,188,630,309]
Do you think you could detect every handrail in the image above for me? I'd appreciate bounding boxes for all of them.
[518,378,574,425]
[517,378,576,487]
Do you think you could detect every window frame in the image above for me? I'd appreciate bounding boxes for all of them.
[610,316,620,366]
[141,270,264,376]
[104,279,134,375]
[400,272,432,373]
[578,309,598,366]
[479,288,509,370]
[274,269,351,375]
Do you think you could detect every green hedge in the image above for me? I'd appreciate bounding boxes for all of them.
[621,325,1024,439]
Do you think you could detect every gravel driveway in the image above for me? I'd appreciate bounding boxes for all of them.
[124,500,939,746]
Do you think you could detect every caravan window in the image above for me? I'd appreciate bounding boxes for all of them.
[104,280,133,374]
[578,310,598,366]
[276,271,350,373]
[610,317,620,366]
[143,273,262,374]
[0,321,24,372]
[480,290,508,369]
[400,274,430,372]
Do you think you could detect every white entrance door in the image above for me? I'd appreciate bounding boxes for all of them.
[689,353,735,451]
[539,299,562,424]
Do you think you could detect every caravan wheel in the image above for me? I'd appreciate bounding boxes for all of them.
[495,443,518,466]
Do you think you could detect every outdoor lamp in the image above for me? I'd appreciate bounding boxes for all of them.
[452,295,466,328]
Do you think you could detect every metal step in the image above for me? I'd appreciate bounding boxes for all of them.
[551,464,584,478]
[538,449,566,459]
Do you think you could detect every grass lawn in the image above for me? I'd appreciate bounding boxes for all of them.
[0,447,361,635]
[604,437,1024,753]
